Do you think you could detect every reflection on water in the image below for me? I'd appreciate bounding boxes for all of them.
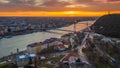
[0,21,94,58]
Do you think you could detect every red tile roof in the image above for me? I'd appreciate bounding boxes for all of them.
[63,52,78,61]
[58,44,65,48]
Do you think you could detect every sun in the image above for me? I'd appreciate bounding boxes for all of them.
[67,11,76,14]
[62,11,81,16]
[68,11,75,14]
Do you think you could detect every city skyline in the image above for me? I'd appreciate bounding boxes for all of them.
[0,0,120,16]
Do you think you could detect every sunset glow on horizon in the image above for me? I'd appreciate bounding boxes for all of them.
[0,11,120,17]
[0,0,120,17]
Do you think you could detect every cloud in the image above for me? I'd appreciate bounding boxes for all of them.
[58,0,74,3]
[0,0,119,12]
[40,0,71,7]
[9,0,35,5]
[34,0,44,6]
[0,0,9,3]
[93,0,120,3]
[75,0,93,3]
[105,0,120,3]
[65,4,89,8]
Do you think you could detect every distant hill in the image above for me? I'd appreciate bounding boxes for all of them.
[92,14,120,38]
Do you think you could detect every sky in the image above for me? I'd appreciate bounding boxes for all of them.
[0,0,120,16]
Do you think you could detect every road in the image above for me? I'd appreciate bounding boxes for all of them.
[77,32,91,67]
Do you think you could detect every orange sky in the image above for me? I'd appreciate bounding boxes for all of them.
[0,0,120,16]
[0,11,120,17]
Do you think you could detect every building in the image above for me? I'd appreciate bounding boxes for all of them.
[61,52,78,63]
[14,54,36,67]
[27,42,42,54]
[60,52,87,68]
[54,44,66,51]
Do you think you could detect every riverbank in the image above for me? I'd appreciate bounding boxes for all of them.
[0,50,26,63]
[0,20,94,39]
[0,24,71,39]
[0,21,94,63]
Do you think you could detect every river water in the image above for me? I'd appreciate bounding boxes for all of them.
[0,21,94,58]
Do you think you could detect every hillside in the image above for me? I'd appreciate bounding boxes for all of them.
[92,14,120,38]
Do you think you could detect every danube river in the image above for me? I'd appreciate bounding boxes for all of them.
[0,21,94,58]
